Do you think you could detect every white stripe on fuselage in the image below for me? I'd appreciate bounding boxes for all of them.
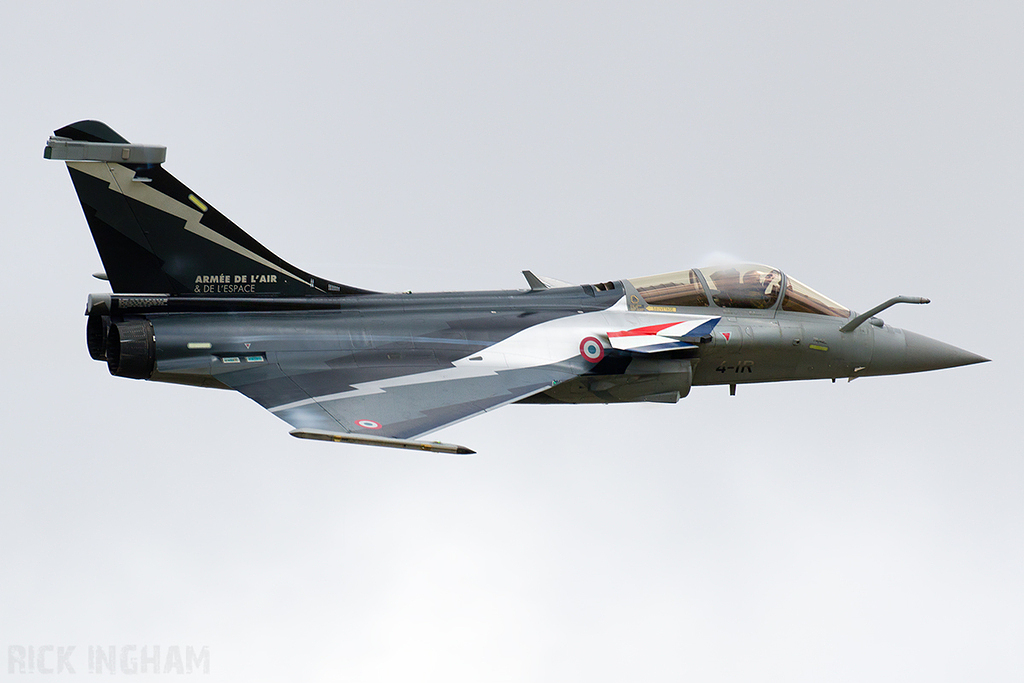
[269,298,718,412]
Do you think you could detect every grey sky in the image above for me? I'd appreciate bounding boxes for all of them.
[1,3,1020,681]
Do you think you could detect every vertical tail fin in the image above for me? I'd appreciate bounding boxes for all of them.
[46,121,368,297]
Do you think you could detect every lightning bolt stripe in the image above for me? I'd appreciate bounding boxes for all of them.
[67,161,317,290]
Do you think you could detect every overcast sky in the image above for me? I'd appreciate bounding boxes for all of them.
[1,2,1020,681]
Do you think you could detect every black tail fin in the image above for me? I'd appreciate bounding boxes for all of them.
[46,121,369,297]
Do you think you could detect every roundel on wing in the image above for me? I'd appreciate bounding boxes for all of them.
[579,336,605,363]
[356,419,382,430]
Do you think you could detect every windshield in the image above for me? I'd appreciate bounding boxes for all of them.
[699,264,782,309]
[780,276,850,317]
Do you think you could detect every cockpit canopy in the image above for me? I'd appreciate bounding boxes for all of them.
[628,263,850,317]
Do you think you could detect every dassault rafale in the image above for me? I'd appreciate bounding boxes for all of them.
[45,121,988,454]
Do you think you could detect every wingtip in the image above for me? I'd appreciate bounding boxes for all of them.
[290,428,476,455]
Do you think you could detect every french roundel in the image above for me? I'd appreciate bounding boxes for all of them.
[579,336,605,363]
[356,419,382,430]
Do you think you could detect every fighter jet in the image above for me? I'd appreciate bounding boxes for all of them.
[45,121,988,454]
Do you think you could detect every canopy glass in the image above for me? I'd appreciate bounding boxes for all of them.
[628,264,850,317]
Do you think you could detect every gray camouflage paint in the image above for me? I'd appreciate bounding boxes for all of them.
[49,121,987,452]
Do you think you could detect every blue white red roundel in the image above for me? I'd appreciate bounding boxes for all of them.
[580,337,605,363]
[356,419,382,430]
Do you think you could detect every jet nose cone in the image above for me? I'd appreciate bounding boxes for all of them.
[902,330,990,372]
[868,328,989,376]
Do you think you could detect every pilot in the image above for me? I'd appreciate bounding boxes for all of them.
[734,269,781,308]
[739,269,769,308]
[710,268,742,307]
